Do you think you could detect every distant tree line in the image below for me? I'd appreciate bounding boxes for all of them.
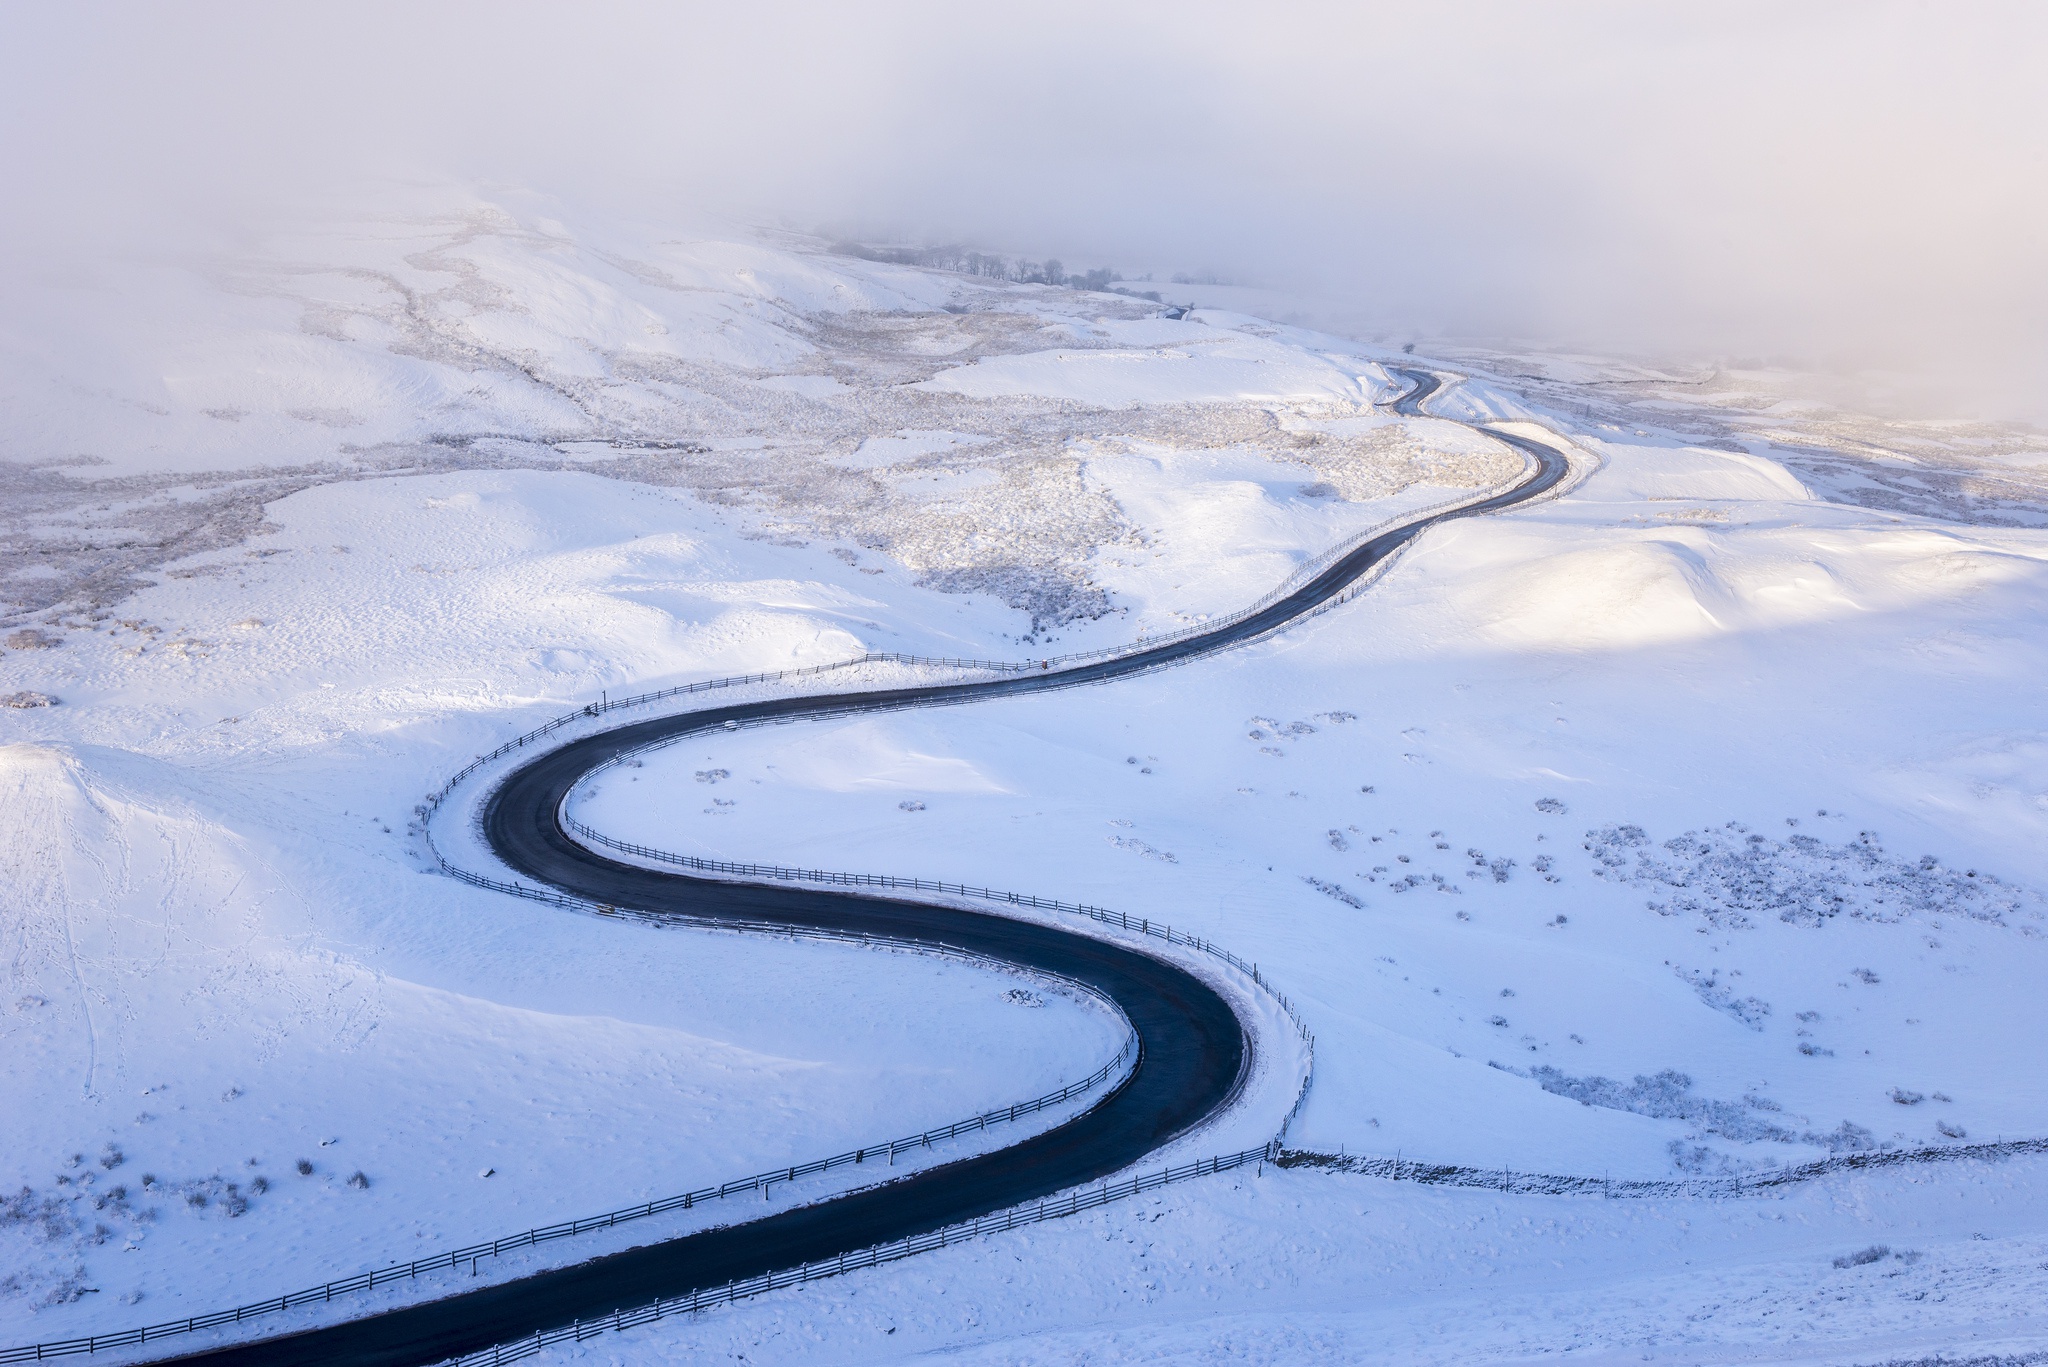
[833,242,1165,302]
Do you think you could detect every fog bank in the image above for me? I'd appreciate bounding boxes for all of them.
[3,1,2042,421]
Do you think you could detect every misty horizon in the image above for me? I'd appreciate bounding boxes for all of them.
[2,1,2043,422]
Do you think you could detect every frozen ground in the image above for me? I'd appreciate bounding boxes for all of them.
[4,188,2048,1362]
[581,426,2048,1183]
[510,1152,2048,1367]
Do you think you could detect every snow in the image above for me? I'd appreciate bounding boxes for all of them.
[6,189,2048,1362]
[0,466,1128,1331]
[528,1154,2048,1366]
[916,314,1377,406]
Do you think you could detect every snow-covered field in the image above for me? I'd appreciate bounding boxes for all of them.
[5,188,2048,1363]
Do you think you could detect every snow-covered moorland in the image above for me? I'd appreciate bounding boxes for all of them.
[5,188,2048,1364]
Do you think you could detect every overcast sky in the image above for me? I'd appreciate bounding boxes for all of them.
[3,1,2042,420]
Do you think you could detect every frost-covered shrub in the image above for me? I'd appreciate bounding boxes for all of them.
[1106,835,1175,863]
[1815,1120,1876,1151]
[1584,822,2036,928]
[1833,1244,1890,1268]
[346,1171,370,1190]
[1524,1068,1876,1153]
[1528,1067,1791,1142]
[1,1150,272,1305]
[1302,876,1363,908]
[919,565,1111,634]
[2,1185,76,1242]
[1669,1141,1743,1176]
[1,692,58,708]
[1674,966,1771,1030]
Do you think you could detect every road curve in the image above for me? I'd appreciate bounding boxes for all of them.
[161,369,1571,1367]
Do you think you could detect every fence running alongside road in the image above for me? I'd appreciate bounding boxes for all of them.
[0,1004,1137,1367]
[445,1142,1281,1367]
[560,812,1319,1144]
[1278,1134,2048,1199]
[413,462,1533,834]
[0,398,1551,1364]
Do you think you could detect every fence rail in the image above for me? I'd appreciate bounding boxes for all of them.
[561,813,1320,1136]
[0,995,1136,1366]
[0,419,1543,1365]
[413,462,1532,831]
[446,1142,1280,1367]
[1278,1134,2048,1199]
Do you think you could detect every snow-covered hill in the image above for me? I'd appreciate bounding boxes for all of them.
[5,188,2048,1364]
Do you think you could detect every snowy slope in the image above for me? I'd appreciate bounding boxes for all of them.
[4,189,2047,1363]
[0,467,1131,1325]
[582,433,2048,1180]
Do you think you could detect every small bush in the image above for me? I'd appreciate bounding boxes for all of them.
[1833,1245,1889,1268]
[346,1171,370,1190]
[295,1159,313,1176]
[1,691,60,709]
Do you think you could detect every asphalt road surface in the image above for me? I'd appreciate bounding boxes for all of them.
[159,368,1570,1366]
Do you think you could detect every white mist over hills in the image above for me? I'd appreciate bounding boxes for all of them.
[2,1,2043,422]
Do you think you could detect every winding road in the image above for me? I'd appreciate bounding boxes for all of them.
[159,370,1572,1366]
